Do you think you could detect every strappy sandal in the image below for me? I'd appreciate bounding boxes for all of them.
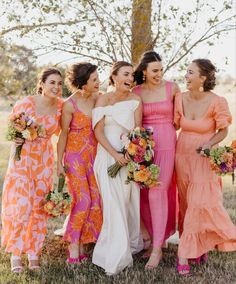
[11,258,23,273]
[176,258,191,276]
[28,259,40,270]
[66,257,80,264]
[80,254,89,262]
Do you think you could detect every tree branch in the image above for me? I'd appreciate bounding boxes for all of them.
[87,0,117,61]
[0,19,89,36]
[165,26,235,72]
[151,0,163,47]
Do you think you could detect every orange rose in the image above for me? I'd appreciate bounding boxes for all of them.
[134,169,150,182]
[127,143,137,155]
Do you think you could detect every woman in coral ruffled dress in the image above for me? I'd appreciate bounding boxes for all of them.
[174,59,236,275]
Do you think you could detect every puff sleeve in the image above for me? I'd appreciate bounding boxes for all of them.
[213,96,232,130]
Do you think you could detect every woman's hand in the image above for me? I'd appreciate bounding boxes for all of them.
[199,142,212,157]
[114,152,129,166]
[57,162,66,176]
[14,137,24,147]
[124,151,131,161]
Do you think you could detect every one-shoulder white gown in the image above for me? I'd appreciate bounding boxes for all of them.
[92,100,143,275]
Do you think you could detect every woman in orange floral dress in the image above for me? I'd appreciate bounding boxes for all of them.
[1,68,63,272]
[57,62,102,264]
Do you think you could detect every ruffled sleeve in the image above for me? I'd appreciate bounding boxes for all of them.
[12,96,33,115]
[174,92,182,129]
[92,107,105,129]
[213,96,232,130]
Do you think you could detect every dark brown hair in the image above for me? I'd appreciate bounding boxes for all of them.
[65,62,97,92]
[109,61,133,86]
[134,50,162,85]
[37,67,62,94]
[192,59,217,91]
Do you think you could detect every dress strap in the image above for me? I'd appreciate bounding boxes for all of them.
[69,98,79,112]
[132,85,142,96]
[166,81,173,101]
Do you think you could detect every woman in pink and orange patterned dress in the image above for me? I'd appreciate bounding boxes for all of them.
[57,62,102,264]
[1,68,63,273]
[133,51,180,269]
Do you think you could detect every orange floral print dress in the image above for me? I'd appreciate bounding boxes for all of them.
[1,96,62,256]
[63,98,102,244]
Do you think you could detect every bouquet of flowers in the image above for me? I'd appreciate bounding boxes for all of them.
[108,127,160,189]
[6,112,46,161]
[44,174,72,218]
[196,140,236,183]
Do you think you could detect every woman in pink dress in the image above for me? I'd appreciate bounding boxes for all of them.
[57,62,103,264]
[174,59,236,275]
[133,51,180,269]
[1,68,63,272]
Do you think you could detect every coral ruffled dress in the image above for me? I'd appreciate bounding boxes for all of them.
[174,93,236,259]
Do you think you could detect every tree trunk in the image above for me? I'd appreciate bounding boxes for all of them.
[131,0,152,65]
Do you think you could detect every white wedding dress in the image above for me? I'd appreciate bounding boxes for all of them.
[92,100,143,275]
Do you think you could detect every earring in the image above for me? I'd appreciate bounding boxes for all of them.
[199,86,204,92]
[143,73,146,81]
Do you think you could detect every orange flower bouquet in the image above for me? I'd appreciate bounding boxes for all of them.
[108,126,160,189]
[44,174,71,218]
[6,112,46,161]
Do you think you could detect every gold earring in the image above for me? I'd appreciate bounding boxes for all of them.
[199,86,204,92]
[143,73,146,81]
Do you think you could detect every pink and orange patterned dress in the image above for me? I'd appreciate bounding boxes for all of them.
[1,96,62,256]
[174,93,236,258]
[63,98,102,244]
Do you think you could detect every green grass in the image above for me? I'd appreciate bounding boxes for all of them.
[0,96,236,283]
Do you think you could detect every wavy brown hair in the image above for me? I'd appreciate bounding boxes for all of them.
[134,51,162,85]
[37,67,62,94]
[192,59,217,91]
[109,61,133,86]
[65,62,97,92]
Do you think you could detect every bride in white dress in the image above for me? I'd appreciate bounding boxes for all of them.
[92,61,143,275]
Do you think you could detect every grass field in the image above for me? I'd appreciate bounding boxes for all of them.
[0,85,235,284]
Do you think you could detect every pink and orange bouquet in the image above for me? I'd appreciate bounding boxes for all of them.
[44,174,71,218]
[197,140,236,183]
[6,112,46,161]
[108,126,160,189]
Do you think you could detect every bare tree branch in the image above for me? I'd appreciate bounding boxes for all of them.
[151,0,163,47]
[0,20,90,36]
[87,0,117,61]
[165,26,235,72]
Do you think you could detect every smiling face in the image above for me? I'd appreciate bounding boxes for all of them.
[112,66,134,91]
[185,62,206,91]
[144,61,163,85]
[41,74,63,98]
[82,70,100,94]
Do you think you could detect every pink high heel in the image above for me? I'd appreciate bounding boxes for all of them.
[66,257,80,264]
[176,258,191,276]
[79,254,89,262]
